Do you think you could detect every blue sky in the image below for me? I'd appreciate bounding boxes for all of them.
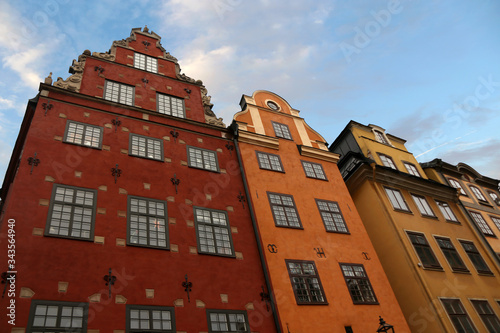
[1,0,499,181]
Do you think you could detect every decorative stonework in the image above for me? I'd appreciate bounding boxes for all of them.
[54,50,89,92]
[201,86,224,127]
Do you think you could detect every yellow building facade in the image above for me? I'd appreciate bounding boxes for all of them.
[330,121,500,333]
[421,160,500,263]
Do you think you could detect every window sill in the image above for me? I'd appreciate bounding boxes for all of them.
[477,271,495,276]
[325,230,351,235]
[393,208,413,215]
[421,266,444,272]
[260,168,286,173]
[127,243,170,251]
[187,165,220,173]
[44,233,94,242]
[275,225,304,230]
[296,302,329,306]
[63,141,102,150]
[305,176,329,181]
[451,269,471,274]
[129,154,164,162]
[420,214,438,220]
[197,251,236,259]
[352,302,380,305]
[445,220,461,225]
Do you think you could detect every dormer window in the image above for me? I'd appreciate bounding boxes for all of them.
[374,130,389,145]
[487,191,500,206]
[134,52,157,73]
[470,185,487,202]
[447,178,466,195]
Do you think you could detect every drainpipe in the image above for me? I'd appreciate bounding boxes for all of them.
[230,122,282,333]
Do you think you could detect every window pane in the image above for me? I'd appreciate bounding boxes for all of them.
[188,146,219,171]
[286,260,327,304]
[194,208,233,256]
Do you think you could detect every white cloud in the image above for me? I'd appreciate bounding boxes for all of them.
[0,97,14,109]
[0,139,13,180]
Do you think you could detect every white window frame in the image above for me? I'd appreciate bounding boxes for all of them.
[27,300,89,333]
[256,151,284,172]
[301,160,327,180]
[470,186,487,202]
[104,80,134,106]
[448,178,466,195]
[157,93,185,118]
[271,121,292,140]
[134,52,158,73]
[126,305,175,333]
[127,196,169,249]
[129,134,164,161]
[403,162,421,177]
[63,121,103,149]
[384,187,411,212]
[378,153,397,170]
[187,146,219,172]
[45,184,97,240]
[411,194,436,217]
[435,200,459,222]
[194,207,234,257]
[469,211,495,236]
[206,309,249,333]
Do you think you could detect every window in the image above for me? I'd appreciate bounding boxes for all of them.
[385,187,411,212]
[157,93,185,118]
[207,310,249,333]
[286,260,327,305]
[267,192,302,228]
[187,146,219,172]
[490,216,500,232]
[64,121,102,149]
[434,237,468,272]
[441,299,477,333]
[316,199,349,233]
[411,194,436,217]
[104,80,134,106]
[340,263,378,304]
[301,161,327,180]
[471,300,500,332]
[436,201,459,222]
[134,52,158,73]
[403,162,421,177]
[27,300,88,333]
[128,196,168,249]
[378,153,397,170]
[256,151,284,172]
[130,134,163,161]
[470,186,487,202]
[407,232,442,269]
[459,240,492,274]
[46,185,96,240]
[272,121,292,140]
[127,305,175,333]
[448,178,466,195]
[469,211,495,237]
[374,130,389,144]
[194,207,233,256]
[488,191,500,205]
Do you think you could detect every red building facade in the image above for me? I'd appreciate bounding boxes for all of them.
[0,27,278,333]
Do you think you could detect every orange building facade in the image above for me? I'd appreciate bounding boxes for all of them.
[231,91,410,333]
